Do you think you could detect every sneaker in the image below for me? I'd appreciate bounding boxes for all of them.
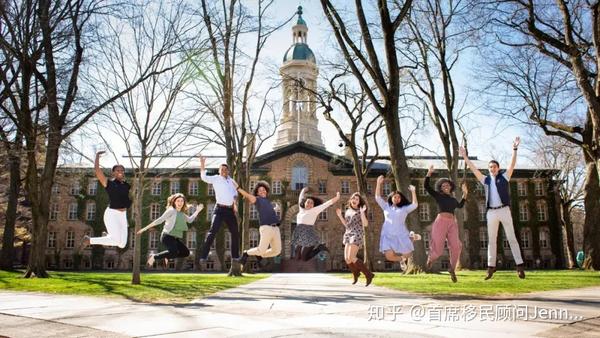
[239,251,249,266]
[146,254,155,267]
[409,231,422,241]
[400,258,407,272]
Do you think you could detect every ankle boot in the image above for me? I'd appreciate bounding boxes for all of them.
[354,259,375,286]
[347,262,360,284]
[516,264,526,279]
[484,266,496,280]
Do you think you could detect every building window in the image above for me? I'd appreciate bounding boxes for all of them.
[208,183,215,196]
[479,227,488,249]
[250,229,259,247]
[291,162,308,190]
[319,231,328,245]
[52,184,60,194]
[188,181,199,195]
[250,204,259,220]
[64,259,73,269]
[521,228,531,249]
[187,230,197,249]
[272,181,282,195]
[318,209,328,221]
[151,181,161,196]
[419,203,430,221]
[49,204,59,221]
[67,203,78,220]
[88,179,98,195]
[536,200,548,221]
[534,181,545,196]
[341,180,350,194]
[367,208,374,221]
[149,231,159,249]
[539,227,550,249]
[47,231,57,248]
[65,231,75,248]
[478,202,486,222]
[418,180,427,196]
[272,201,282,219]
[423,231,430,250]
[106,260,115,269]
[86,202,96,221]
[170,180,180,194]
[382,182,392,196]
[502,234,510,249]
[519,202,529,222]
[517,181,527,197]
[70,181,80,195]
[207,203,215,221]
[150,203,161,220]
[249,180,256,192]
[366,183,373,195]
[225,231,231,250]
[318,180,327,194]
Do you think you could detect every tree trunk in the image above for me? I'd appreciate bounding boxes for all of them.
[560,202,577,269]
[0,133,22,270]
[582,158,600,270]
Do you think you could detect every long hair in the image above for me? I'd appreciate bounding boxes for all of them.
[387,190,411,208]
[346,192,367,211]
[166,193,188,213]
[435,178,456,194]
[252,181,270,196]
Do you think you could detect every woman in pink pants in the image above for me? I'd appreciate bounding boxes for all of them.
[425,165,468,282]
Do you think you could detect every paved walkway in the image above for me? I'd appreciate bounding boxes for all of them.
[1,273,599,337]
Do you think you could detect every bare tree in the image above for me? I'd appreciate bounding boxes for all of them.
[398,0,478,267]
[528,132,584,268]
[478,0,600,269]
[0,0,182,277]
[318,0,433,270]
[185,0,291,275]
[81,0,201,284]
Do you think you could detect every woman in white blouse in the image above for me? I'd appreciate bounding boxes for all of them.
[291,187,340,261]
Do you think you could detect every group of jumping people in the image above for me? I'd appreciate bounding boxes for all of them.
[84,137,526,284]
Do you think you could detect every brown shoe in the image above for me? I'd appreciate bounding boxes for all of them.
[449,269,458,283]
[484,266,496,280]
[348,262,360,285]
[516,264,526,279]
[354,259,375,286]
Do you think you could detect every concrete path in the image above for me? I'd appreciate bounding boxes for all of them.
[1,273,599,337]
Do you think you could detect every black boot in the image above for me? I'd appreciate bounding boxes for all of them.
[516,264,526,279]
[484,266,496,280]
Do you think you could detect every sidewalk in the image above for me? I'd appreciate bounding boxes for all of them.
[1,273,599,337]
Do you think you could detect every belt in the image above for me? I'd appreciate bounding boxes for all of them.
[487,205,508,210]
[436,212,455,219]
[216,203,234,209]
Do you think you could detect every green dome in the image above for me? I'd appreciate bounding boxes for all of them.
[283,43,316,63]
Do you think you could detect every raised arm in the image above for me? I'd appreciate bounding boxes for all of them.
[231,180,257,204]
[186,203,204,222]
[298,187,308,208]
[94,151,108,188]
[457,183,468,208]
[199,155,214,184]
[137,208,174,234]
[335,208,347,226]
[424,166,438,196]
[375,175,387,209]
[360,205,368,227]
[313,192,341,214]
[506,137,520,180]
[459,146,485,182]
[405,185,419,213]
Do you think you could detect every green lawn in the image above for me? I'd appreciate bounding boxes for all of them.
[359,270,600,297]
[0,270,268,303]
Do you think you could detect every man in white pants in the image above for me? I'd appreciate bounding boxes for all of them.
[459,138,525,280]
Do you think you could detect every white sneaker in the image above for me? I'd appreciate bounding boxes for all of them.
[409,231,422,241]
[400,258,407,272]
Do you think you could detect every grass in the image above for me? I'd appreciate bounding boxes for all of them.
[0,270,268,303]
[357,270,600,297]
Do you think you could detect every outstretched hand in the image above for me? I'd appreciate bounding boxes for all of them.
[96,151,105,157]
[513,136,521,149]
[461,182,468,195]
[427,165,434,176]
[408,185,416,192]
[360,205,367,214]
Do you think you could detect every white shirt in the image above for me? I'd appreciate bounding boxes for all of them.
[201,170,237,205]
[480,173,509,208]
[296,189,334,225]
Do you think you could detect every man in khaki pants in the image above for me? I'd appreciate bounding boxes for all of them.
[460,137,525,280]
[235,181,282,268]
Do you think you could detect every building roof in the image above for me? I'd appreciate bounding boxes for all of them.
[283,43,316,63]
